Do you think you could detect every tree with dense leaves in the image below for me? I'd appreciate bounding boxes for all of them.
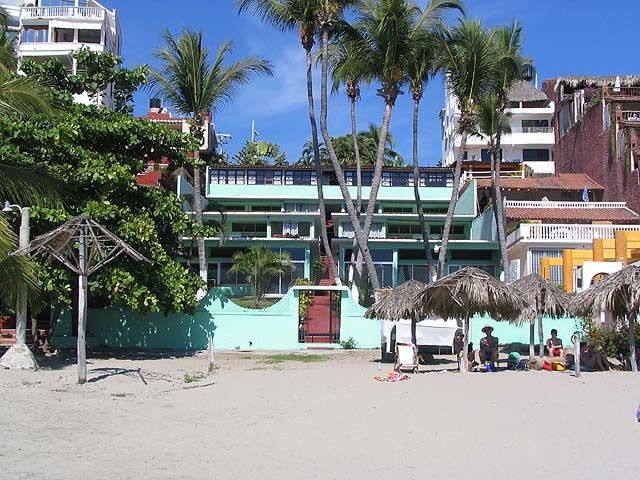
[234,140,288,166]
[1,50,216,314]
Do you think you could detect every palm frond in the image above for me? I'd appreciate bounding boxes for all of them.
[0,75,55,117]
[0,162,63,209]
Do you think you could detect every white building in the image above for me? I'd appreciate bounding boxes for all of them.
[441,80,556,175]
[2,0,121,107]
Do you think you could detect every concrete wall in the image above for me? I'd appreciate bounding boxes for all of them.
[52,287,381,351]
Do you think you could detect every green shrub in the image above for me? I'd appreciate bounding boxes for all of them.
[340,337,357,349]
[581,317,639,358]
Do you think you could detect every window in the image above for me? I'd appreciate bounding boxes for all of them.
[284,203,318,213]
[429,225,465,238]
[387,224,422,236]
[523,149,550,162]
[247,169,282,185]
[232,223,267,235]
[361,171,374,186]
[383,206,414,213]
[251,205,281,212]
[521,119,549,132]
[210,169,245,184]
[220,205,246,212]
[419,172,452,187]
[382,171,412,187]
[78,29,101,44]
[481,149,491,162]
[285,170,316,185]
[23,27,49,43]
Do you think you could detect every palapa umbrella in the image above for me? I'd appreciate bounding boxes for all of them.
[570,265,640,372]
[366,280,425,345]
[511,274,571,358]
[415,267,523,372]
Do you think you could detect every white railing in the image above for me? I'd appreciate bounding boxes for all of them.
[510,126,554,133]
[622,111,640,122]
[21,6,105,20]
[462,171,524,182]
[506,200,628,209]
[507,223,640,245]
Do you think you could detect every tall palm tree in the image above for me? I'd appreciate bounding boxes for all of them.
[434,19,497,278]
[238,0,340,284]
[488,20,534,282]
[406,35,438,282]
[365,122,404,166]
[151,30,272,295]
[319,0,461,290]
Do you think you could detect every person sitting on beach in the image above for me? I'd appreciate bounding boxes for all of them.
[546,329,564,358]
[453,331,475,370]
[478,325,498,364]
[580,343,612,371]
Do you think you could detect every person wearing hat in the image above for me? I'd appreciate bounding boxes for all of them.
[479,324,499,365]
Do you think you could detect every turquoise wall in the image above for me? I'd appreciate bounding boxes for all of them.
[467,315,580,350]
[52,287,381,351]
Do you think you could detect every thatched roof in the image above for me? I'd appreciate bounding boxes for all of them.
[366,280,425,321]
[415,267,523,321]
[508,80,548,103]
[570,265,640,321]
[511,274,571,325]
[553,75,640,89]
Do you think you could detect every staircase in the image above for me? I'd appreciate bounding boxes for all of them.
[303,293,333,343]
[319,255,337,286]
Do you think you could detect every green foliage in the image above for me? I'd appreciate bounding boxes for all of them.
[21,48,148,114]
[298,289,313,321]
[234,140,287,166]
[294,277,313,287]
[581,317,639,359]
[262,353,326,364]
[340,337,357,349]
[0,56,205,314]
[230,296,276,309]
[229,246,292,305]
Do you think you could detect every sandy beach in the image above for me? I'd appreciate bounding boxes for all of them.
[1,348,638,480]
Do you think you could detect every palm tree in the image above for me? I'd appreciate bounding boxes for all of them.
[238,0,340,284]
[488,20,534,282]
[365,123,404,166]
[406,36,438,282]
[434,19,497,278]
[319,0,461,290]
[151,30,273,296]
[229,246,292,307]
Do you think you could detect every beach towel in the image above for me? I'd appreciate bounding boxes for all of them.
[374,371,411,382]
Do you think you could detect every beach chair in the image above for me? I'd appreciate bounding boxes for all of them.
[394,343,420,373]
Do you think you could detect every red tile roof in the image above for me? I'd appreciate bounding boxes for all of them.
[136,170,162,188]
[476,173,604,191]
[507,207,640,223]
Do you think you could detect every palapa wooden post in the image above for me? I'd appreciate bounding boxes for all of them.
[629,314,638,372]
[207,333,215,373]
[461,313,470,373]
[574,333,581,378]
[529,321,535,357]
[77,225,88,385]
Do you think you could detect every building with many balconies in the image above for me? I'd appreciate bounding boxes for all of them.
[441,80,555,175]
[543,75,640,213]
[177,165,501,295]
[2,0,121,107]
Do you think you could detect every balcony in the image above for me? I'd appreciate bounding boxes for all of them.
[507,223,640,246]
[21,6,105,21]
[505,200,627,209]
[621,111,640,122]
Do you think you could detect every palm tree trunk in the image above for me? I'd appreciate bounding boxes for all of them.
[319,28,380,291]
[192,154,207,296]
[493,132,509,281]
[412,98,436,283]
[349,97,362,295]
[305,47,338,284]
[437,130,468,278]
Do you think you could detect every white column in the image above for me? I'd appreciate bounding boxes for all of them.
[15,207,30,345]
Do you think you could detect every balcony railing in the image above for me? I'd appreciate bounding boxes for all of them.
[505,200,627,209]
[614,86,640,97]
[622,111,640,122]
[510,126,554,134]
[21,6,105,20]
[508,223,640,245]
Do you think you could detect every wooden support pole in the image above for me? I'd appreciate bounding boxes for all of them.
[593,239,604,262]
[615,231,628,265]
[562,249,574,294]
[629,313,638,373]
[77,225,88,385]
[538,315,545,358]
[461,314,470,373]
[574,334,581,378]
[207,333,215,373]
[529,321,535,357]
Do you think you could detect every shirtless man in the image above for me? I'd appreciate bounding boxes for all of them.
[478,325,498,364]
[546,329,564,358]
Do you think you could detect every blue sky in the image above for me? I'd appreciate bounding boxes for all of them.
[108,0,639,166]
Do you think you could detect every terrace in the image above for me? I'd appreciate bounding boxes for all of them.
[507,223,640,247]
[21,6,105,21]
